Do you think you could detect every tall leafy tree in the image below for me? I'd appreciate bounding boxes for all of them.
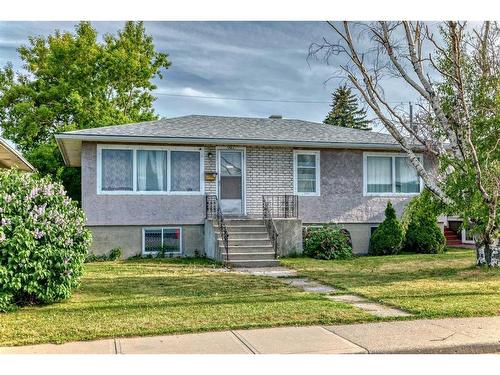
[312,21,500,266]
[0,21,171,201]
[323,85,371,130]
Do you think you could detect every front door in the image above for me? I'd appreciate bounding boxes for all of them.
[218,150,244,215]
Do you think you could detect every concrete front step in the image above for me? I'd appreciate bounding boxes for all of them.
[222,252,276,261]
[225,244,274,252]
[224,226,267,233]
[225,219,265,226]
[219,238,272,246]
[213,218,278,267]
[215,231,269,239]
[227,259,280,268]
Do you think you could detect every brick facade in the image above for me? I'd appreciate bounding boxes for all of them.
[245,146,293,215]
[203,145,294,216]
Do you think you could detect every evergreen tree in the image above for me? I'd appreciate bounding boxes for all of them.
[324,85,371,130]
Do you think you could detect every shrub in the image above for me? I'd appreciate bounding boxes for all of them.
[0,169,92,311]
[369,201,404,256]
[85,248,122,263]
[402,191,446,254]
[404,214,446,253]
[303,225,353,260]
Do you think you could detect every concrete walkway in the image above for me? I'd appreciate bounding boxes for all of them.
[234,267,412,318]
[1,317,499,354]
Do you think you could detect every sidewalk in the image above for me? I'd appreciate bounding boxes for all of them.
[1,316,499,354]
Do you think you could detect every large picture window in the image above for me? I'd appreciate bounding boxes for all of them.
[364,153,422,195]
[294,151,320,196]
[143,227,182,254]
[98,145,203,194]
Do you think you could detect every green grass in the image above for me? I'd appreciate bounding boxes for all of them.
[282,248,500,318]
[0,258,372,346]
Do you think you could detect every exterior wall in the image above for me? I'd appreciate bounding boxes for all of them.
[81,142,434,258]
[298,149,434,224]
[274,218,303,256]
[88,225,204,258]
[245,146,293,216]
[82,142,207,226]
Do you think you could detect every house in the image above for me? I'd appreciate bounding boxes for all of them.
[0,137,35,172]
[55,115,433,267]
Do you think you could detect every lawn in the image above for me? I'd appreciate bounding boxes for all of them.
[0,258,372,346]
[282,248,500,318]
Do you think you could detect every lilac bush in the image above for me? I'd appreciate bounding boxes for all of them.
[0,169,92,311]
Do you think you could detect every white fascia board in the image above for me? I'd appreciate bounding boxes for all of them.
[55,133,409,150]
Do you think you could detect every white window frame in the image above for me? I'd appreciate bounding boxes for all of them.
[96,144,205,195]
[293,150,321,196]
[363,152,424,197]
[142,227,183,256]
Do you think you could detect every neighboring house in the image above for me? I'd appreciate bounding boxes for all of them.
[0,137,35,172]
[55,115,433,267]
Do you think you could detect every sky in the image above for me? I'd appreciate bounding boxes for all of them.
[0,21,419,124]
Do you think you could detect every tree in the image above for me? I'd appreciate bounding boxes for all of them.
[369,202,404,256]
[324,85,371,130]
[0,22,171,201]
[311,21,499,267]
[402,190,446,254]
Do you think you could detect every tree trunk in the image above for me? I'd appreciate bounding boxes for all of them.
[476,234,500,267]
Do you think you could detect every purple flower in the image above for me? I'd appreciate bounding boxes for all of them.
[4,194,12,204]
[33,228,45,239]
[26,187,41,201]
[1,218,11,226]
[64,238,74,247]
[43,184,54,197]
[33,204,47,216]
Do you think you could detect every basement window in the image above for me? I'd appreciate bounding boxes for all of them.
[142,227,182,255]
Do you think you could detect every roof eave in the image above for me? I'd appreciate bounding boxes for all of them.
[55,133,413,166]
[0,138,36,172]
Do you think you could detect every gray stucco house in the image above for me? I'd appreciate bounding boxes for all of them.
[56,115,430,267]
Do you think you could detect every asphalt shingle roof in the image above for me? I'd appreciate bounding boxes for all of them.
[61,115,399,146]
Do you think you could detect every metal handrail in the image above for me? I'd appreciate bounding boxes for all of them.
[262,196,279,258]
[206,195,229,262]
[261,194,298,218]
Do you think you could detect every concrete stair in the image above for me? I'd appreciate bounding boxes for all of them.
[215,218,279,267]
[444,227,465,247]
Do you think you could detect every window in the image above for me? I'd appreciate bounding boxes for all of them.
[171,151,201,192]
[364,153,422,195]
[97,145,204,194]
[294,151,320,196]
[395,157,420,193]
[143,227,182,254]
[101,149,134,191]
[137,150,167,191]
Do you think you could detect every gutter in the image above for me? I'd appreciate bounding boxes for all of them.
[55,133,412,151]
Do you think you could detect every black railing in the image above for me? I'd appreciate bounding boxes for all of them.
[206,195,229,262]
[261,194,298,218]
[262,196,279,258]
